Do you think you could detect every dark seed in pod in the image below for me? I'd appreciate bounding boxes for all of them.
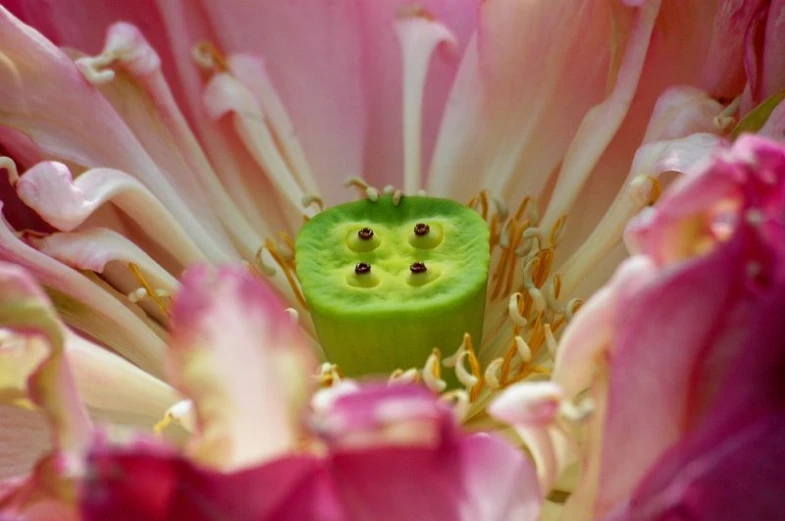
[355,262,372,275]
[410,262,427,274]
[358,227,374,240]
[414,223,430,236]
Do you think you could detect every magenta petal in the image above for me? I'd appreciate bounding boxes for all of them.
[81,447,342,521]
[604,285,785,521]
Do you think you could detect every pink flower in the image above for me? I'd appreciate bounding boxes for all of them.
[0,1,781,520]
[492,135,785,520]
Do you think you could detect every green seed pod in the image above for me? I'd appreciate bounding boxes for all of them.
[295,195,490,378]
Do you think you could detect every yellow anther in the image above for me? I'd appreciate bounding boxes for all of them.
[128,263,170,317]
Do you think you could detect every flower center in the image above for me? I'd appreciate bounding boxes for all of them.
[294,194,490,382]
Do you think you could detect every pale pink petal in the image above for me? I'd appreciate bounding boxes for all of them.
[395,13,458,194]
[428,0,618,203]
[0,7,234,261]
[0,206,167,375]
[539,0,661,232]
[169,265,315,471]
[553,256,657,399]
[557,87,727,297]
[358,0,477,191]
[65,332,181,428]
[458,433,541,521]
[76,22,261,259]
[200,0,367,200]
[202,73,313,224]
[0,405,50,480]
[32,228,178,293]
[16,162,209,265]
[0,262,91,463]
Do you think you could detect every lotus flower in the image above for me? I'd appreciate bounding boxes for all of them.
[0,0,782,519]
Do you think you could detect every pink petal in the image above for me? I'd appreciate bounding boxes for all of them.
[357,0,477,191]
[458,433,541,521]
[76,22,258,258]
[0,8,235,262]
[557,86,727,298]
[65,332,181,429]
[0,263,92,464]
[572,136,785,518]
[0,205,167,375]
[428,0,621,203]
[605,286,785,521]
[81,445,339,521]
[16,162,209,265]
[200,0,367,197]
[169,265,315,471]
[32,228,178,293]
[0,405,50,480]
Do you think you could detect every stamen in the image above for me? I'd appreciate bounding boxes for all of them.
[484,358,505,389]
[441,389,470,421]
[301,193,325,211]
[318,362,343,388]
[344,177,381,202]
[254,246,278,277]
[383,185,396,195]
[523,257,546,316]
[492,197,509,221]
[630,175,662,206]
[191,41,229,72]
[423,348,447,393]
[549,215,567,246]
[565,298,583,321]
[264,238,307,308]
[515,336,532,363]
[389,368,420,385]
[154,399,195,435]
[392,189,404,206]
[76,52,118,84]
[284,308,299,324]
[127,287,148,304]
[1,157,19,185]
[713,96,740,132]
[454,349,480,390]
[559,397,595,423]
[508,293,528,327]
[128,263,170,317]
[544,324,558,358]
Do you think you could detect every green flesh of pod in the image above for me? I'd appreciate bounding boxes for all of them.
[295,195,490,379]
